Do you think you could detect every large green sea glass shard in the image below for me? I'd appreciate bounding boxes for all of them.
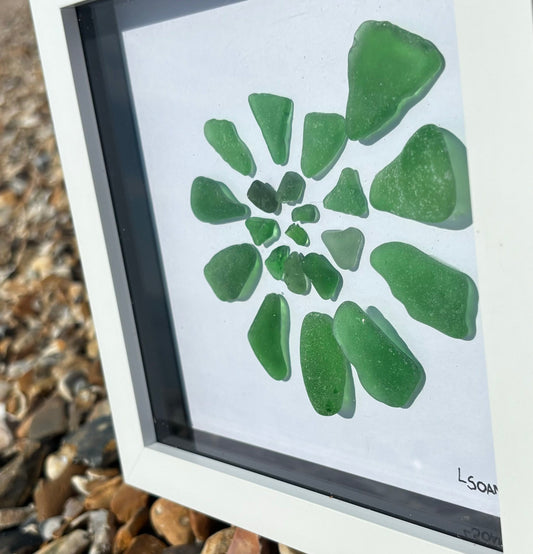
[245,217,280,247]
[346,21,445,144]
[191,177,250,224]
[323,168,368,217]
[300,312,351,416]
[283,252,310,295]
[321,228,364,271]
[370,125,471,228]
[248,294,291,381]
[370,242,478,339]
[301,113,347,180]
[249,93,294,166]
[303,254,342,300]
[204,244,262,302]
[277,172,305,205]
[285,224,309,247]
[292,204,320,224]
[204,119,256,176]
[333,301,425,407]
[265,245,290,280]
[247,180,280,214]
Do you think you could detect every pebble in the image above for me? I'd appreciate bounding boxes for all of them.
[0,504,35,531]
[83,474,122,511]
[61,496,84,521]
[201,527,236,554]
[35,529,90,554]
[57,369,88,402]
[39,515,63,541]
[63,415,117,467]
[189,510,212,541]
[17,395,67,441]
[0,526,42,554]
[150,498,194,546]
[110,483,149,523]
[113,506,149,553]
[162,545,203,554]
[70,509,115,554]
[44,444,76,481]
[124,534,166,554]
[278,545,305,554]
[227,528,274,554]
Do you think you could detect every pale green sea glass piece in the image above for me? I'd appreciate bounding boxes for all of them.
[204,244,262,302]
[191,176,250,224]
[204,119,256,176]
[265,245,290,280]
[247,180,280,214]
[346,21,445,143]
[321,228,364,271]
[283,252,310,295]
[303,254,342,300]
[277,172,305,205]
[371,242,478,339]
[292,204,320,224]
[301,113,347,180]
[285,224,309,247]
[245,217,280,247]
[249,93,293,166]
[248,294,290,381]
[323,168,368,217]
[300,312,351,416]
[370,125,471,228]
[333,301,425,407]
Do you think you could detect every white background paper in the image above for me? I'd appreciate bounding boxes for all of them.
[118,0,499,516]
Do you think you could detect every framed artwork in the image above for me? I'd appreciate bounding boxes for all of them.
[30,0,533,552]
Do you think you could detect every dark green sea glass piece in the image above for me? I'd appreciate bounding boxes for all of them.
[323,168,368,217]
[292,204,320,224]
[204,119,256,176]
[346,21,445,144]
[191,176,250,224]
[301,113,347,180]
[370,125,471,228]
[248,294,291,381]
[265,245,290,280]
[285,224,309,247]
[249,93,294,166]
[247,180,280,214]
[300,312,351,416]
[277,172,306,205]
[245,217,280,247]
[204,244,262,302]
[370,242,478,339]
[303,253,342,300]
[283,252,310,295]
[321,228,364,271]
[333,301,425,407]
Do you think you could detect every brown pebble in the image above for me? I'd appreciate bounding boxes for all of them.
[110,483,149,523]
[113,506,149,553]
[278,545,305,554]
[84,474,122,511]
[124,534,166,554]
[201,527,236,554]
[150,498,194,546]
[0,504,35,531]
[17,395,67,441]
[227,528,263,554]
[36,529,91,553]
[189,509,213,541]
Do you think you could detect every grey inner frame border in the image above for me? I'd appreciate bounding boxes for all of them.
[72,0,502,550]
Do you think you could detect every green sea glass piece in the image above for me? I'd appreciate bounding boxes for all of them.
[370,125,471,228]
[248,294,291,381]
[245,217,280,247]
[249,93,294,166]
[291,204,320,224]
[345,20,445,144]
[321,228,364,271]
[204,244,262,302]
[277,171,306,205]
[204,119,256,176]
[303,253,342,301]
[323,168,368,217]
[301,113,347,180]
[247,180,280,214]
[283,252,310,295]
[370,242,478,339]
[300,312,351,416]
[333,301,425,407]
[265,245,290,280]
[190,176,250,224]
[285,224,309,247]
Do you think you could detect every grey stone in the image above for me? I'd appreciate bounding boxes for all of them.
[63,416,116,467]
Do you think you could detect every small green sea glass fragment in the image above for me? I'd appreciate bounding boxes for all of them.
[283,252,310,295]
[190,176,250,224]
[249,93,294,166]
[277,172,305,205]
[265,245,290,280]
[301,113,347,180]
[245,217,280,247]
[346,21,445,143]
[323,168,368,217]
[285,224,309,247]
[291,204,320,224]
[303,253,343,300]
[321,228,364,271]
[300,312,351,416]
[204,119,256,176]
[204,244,262,302]
[333,301,425,407]
[247,180,280,214]
[370,242,478,339]
[370,125,471,227]
[248,294,291,381]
